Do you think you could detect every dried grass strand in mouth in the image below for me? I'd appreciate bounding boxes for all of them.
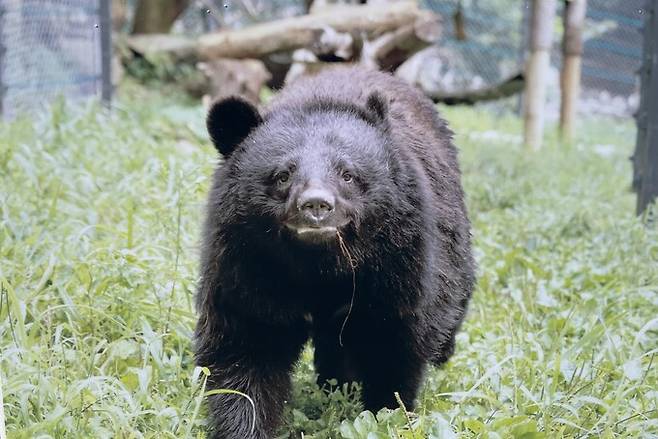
[337,230,357,347]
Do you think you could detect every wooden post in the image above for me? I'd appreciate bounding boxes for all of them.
[635,1,658,215]
[523,0,557,150]
[559,0,587,142]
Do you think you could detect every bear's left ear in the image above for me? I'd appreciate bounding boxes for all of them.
[206,96,263,157]
[365,92,389,126]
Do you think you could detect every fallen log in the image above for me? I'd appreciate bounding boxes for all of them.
[361,10,441,71]
[284,27,360,84]
[284,5,439,82]
[310,0,406,13]
[197,58,271,105]
[396,46,525,105]
[310,26,355,62]
[428,73,525,105]
[198,1,428,60]
[125,34,197,63]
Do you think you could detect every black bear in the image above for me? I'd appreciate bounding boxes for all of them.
[195,66,475,438]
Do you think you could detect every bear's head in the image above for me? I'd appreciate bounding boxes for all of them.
[206,93,404,257]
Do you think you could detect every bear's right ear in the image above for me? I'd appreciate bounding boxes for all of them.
[365,92,389,127]
[206,96,263,157]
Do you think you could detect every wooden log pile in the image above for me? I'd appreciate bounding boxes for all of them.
[122,0,523,105]
[200,2,429,60]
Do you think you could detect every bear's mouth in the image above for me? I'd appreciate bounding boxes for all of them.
[284,223,348,245]
[294,226,337,235]
[285,224,337,236]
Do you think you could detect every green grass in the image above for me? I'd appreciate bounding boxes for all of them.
[1,86,657,438]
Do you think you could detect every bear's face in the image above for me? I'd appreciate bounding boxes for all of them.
[206,95,396,249]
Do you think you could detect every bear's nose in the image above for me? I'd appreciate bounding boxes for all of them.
[297,188,335,222]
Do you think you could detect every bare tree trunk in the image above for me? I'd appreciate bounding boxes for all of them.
[132,0,190,34]
[560,0,587,142]
[111,0,129,31]
[523,0,557,150]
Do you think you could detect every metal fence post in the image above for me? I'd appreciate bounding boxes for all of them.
[0,3,6,117]
[99,0,113,105]
[635,0,658,215]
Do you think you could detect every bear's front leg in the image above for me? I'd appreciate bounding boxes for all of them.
[349,319,427,412]
[358,349,426,411]
[312,308,360,388]
[195,315,307,439]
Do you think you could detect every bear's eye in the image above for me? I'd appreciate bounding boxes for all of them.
[277,171,290,184]
[342,171,353,183]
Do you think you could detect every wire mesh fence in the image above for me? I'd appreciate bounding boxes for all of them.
[176,0,305,34]
[423,0,525,92]
[424,0,644,117]
[551,0,645,117]
[0,0,112,119]
[0,0,646,119]
[180,0,643,117]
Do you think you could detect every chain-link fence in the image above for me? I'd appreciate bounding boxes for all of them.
[176,0,305,34]
[423,0,525,92]
[0,0,112,119]
[0,0,644,119]
[423,0,644,117]
[180,0,643,117]
[578,0,644,117]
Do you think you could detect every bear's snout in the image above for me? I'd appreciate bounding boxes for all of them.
[297,187,335,222]
[283,184,348,244]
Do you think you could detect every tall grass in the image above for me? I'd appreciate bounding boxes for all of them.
[1,87,656,438]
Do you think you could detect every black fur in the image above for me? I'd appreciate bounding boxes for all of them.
[195,67,475,439]
[206,96,263,156]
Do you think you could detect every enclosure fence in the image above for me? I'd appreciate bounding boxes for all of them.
[182,0,644,117]
[634,0,658,214]
[569,0,644,117]
[423,0,525,92]
[0,0,647,119]
[424,0,644,117]
[0,0,112,119]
